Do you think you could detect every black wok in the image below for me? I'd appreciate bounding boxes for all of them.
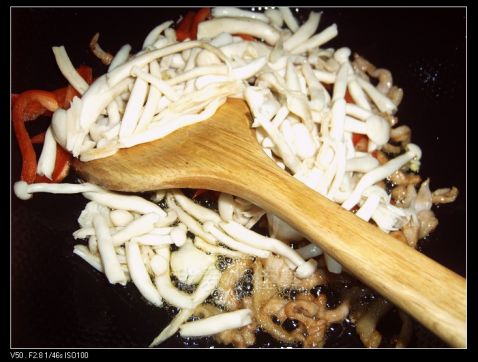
[11,7,466,348]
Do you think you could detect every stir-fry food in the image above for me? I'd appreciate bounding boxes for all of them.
[12,7,460,348]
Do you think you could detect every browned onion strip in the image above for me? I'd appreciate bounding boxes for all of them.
[417,209,439,239]
[215,259,253,311]
[214,321,257,347]
[401,220,419,248]
[432,187,459,204]
[355,298,392,348]
[323,300,350,324]
[193,303,222,318]
[251,260,306,345]
[90,32,114,65]
[381,143,402,154]
[284,295,328,347]
[389,170,421,186]
[371,68,393,94]
[390,125,412,144]
[353,53,376,74]
[388,86,404,106]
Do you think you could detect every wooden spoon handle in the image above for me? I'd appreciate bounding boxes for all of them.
[226,154,466,348]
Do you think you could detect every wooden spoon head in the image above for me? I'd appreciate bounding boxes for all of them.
[73,98,262,192]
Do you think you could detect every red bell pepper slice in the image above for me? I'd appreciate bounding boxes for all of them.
[176,11,196,41]
[13,90,59,183]
[190,8,210,40]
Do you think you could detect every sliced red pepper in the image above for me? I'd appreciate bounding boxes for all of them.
[12,93,51,122]
[77,65,93,85]
[53,86,77,109]
[13,90,59,183]
[191,189,220,201]
[176,11,196,41]
[13,66,92,184]
[352,132,367,146]
[352,133,369,152]
[235,33,256,41]
[190,7,210,40]
[31,132,46,144]
[344,89,354,103]
[323,83,333,93]
[53,65,93,109]
[192,189,208,199]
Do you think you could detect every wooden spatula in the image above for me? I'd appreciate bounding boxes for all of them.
[73,98,466,347]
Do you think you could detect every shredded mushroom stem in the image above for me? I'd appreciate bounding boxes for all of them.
[166,193,218,244]
[197,18,281,45]
[112,213,161,246]
[83,191,166,216]
[109,44,132,71]
[36,127,57,179]
[73,245,103,272]
[93,214,127,285]
[290,23,338,54]
[342,144,422,210]
[356,77,397,114]
[52,46,89,94]
[172,190,222,223]
[143,20,174,49]
[14,181,103,200]
[179,309,253,337]
[154,246,195,309]
[149,309,194,347]
[219,221,314,275]
[279,7,299,32]
[284,11,321,52]
[15,8,459,349]
[126,241,163,306]
[194,237,248,259]
[203,222,271,258]
[212,7,270,22]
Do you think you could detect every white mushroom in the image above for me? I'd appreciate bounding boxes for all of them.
[264,8,283,28]
[179,309,252,337]
[283,11,321,52]
[93,214,127,285]
[108,44,132,71]
[112,213,161,246]
[13,181,103,200]
[170,239,215,284]
[36,127,57,180]
[197,18,280,45]
[290,24,338,54]
[110,209,135,227]
[278,7,299,32]
[172,190,222,223]
[203,222,271,258]
[52,46,89,94]
[344,115,390,146]
[194,237,247,259]
[83,191,166,216]
[212,7,270,23]
[296,243,323,259]
[342,144,422,210]
[126,241,163,306]
[345,155,380,173]
[73,244,103,272]
[356,77,397,114]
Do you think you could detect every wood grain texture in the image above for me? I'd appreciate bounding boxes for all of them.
[73,98,466,347]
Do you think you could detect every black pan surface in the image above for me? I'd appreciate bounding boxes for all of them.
[11,7,466,348]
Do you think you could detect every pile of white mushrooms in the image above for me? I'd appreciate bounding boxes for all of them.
[14,7,458,347]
